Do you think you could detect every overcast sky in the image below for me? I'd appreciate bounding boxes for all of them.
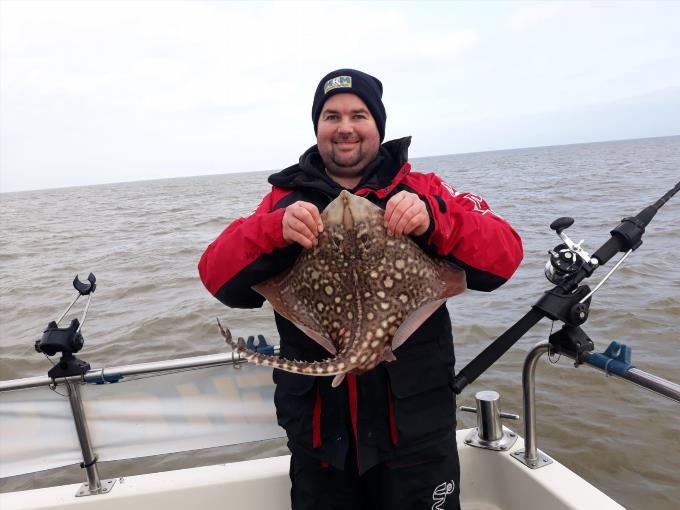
[1,0,679,192]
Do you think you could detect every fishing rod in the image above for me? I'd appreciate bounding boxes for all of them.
[451,180,680,394]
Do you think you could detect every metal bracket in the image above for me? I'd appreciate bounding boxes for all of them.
[511,449,553,469]
[76,478,116,497]
[464,425,518,451]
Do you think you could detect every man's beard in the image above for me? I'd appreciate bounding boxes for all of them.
[325,145,366,177]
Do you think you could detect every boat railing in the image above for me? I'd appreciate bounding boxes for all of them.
[0,349,280,392]
[0,347,279,496]
[513,340,680,469]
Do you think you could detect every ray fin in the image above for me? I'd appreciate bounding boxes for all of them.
[391,299,447,351]
[437,262,467,298]
[292,323,338,355]
[389,264,465,350]
[332,374,346,387]
[382,347,396,362]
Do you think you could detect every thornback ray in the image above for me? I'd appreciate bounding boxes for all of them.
[219,190,466,386]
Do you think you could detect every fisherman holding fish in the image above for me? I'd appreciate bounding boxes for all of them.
[199,69,523,510]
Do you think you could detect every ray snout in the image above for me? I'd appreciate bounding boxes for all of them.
[322,191,375,233]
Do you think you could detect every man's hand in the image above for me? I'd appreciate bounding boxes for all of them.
[282,201,323,249]
[384,191,430,237]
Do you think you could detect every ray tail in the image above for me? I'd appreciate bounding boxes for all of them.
[217,319,357,378]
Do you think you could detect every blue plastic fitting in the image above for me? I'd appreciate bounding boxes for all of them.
[587,341,634,376]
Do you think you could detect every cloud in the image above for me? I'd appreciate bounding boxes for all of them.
[1,0,679,192]
[1,1,480,114]
[398,30,478,62]
[506,2,564,32]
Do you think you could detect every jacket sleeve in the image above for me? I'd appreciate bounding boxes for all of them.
[198,187,301,308]
[405,172,523,292]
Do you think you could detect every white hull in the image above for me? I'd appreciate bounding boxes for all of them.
[0,429,624,510]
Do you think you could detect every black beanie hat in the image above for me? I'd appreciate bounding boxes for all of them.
[312,69,387,141]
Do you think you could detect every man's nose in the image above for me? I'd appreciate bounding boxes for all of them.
[337,117,354,134]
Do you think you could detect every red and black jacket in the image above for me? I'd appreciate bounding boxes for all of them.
[199,137,523,472]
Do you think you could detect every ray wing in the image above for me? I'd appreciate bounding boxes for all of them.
[356,224,467,352]
[253,229,362,355]
[253,265,339,355]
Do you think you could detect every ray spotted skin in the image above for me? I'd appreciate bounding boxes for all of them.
[219,191,466,386]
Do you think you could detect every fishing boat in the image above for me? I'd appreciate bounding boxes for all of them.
[1,183,678,509]
[3,334,679,510]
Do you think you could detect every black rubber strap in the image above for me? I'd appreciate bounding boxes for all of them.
[80,456,98,469]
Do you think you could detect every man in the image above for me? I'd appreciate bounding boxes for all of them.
[199,69,523,509]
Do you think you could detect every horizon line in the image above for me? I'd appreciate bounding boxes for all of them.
[2,133,678,195]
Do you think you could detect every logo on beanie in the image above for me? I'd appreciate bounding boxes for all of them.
[324,76,352,94]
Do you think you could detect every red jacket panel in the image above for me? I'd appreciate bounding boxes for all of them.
[198,187,292,298]
[401,172,523,281]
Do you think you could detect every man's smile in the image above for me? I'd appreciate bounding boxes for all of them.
[334,140,359,147]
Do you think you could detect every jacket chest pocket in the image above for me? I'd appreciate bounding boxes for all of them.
[385,352,456,444]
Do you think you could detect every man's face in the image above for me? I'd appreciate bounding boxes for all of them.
[316,93,381,182]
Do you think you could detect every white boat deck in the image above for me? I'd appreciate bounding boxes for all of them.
[0,429,625,510]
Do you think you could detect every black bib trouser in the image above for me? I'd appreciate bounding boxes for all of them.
[290,432,461,510]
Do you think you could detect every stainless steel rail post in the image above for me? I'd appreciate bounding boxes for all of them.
[511,341,553,469]
[65,381,116,497]
[510,339,680,471]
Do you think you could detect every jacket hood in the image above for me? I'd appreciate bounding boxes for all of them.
[268,137,412,195]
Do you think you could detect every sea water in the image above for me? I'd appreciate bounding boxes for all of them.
[1,135,679,509]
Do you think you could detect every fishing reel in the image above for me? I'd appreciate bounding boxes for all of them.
[544,217,595,285]
[35,273,96,379]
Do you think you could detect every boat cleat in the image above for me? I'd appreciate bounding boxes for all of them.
[460,390,519,451]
